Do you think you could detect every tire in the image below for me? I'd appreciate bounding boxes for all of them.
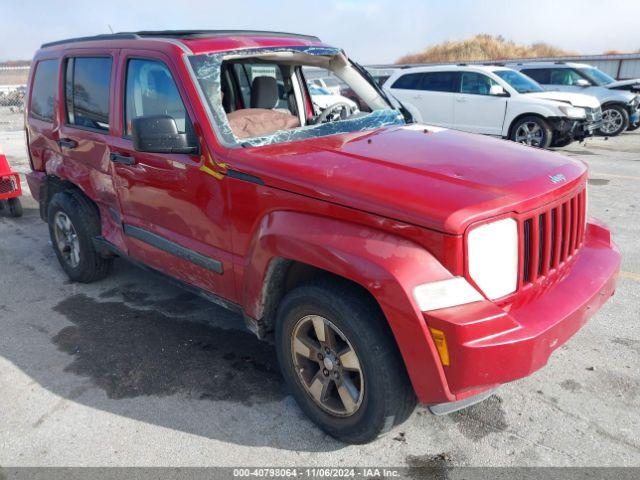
[47,190,112,283]
[275,279,416,444]
[509,116,553,149]
[7,197,23,218]
[598,105,629,136]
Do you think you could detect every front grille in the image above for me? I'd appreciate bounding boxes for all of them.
[585,107,602,122]
[519,187,587,287]
[0,176,17,195]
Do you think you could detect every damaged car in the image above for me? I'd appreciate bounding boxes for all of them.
[511,62,640,135]
[384,65,603,148]
[25,30,620,444]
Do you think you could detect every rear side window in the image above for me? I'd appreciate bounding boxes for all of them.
[124,59,190,136]
[421,72,458,92]
[30,60,59,122]
[521,68,551,84]
[65,57,112,131]
[391,73,424,90]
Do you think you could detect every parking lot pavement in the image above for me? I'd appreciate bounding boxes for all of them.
[0,124,639,467]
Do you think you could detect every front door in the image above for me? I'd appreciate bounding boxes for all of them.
[108,50,234,301]
[453,72,507,135]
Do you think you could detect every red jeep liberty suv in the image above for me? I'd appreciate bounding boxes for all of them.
[24,30,620,444]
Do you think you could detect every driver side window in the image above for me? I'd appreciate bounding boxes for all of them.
[124,59,190,136]
[459,72,497,95]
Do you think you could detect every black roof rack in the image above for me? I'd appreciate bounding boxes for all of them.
[41,33,139,48]
[41,30,321,49]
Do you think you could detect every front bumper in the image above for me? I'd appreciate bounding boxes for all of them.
[424,220,620,398]
[549,117,602,142]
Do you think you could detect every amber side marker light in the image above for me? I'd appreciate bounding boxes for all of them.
[430,328,450,366]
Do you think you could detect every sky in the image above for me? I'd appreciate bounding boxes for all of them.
[1,0,638,63]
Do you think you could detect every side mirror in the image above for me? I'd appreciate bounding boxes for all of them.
[132,115,199,155]
[575,79,591,88]
[489,85,508,96]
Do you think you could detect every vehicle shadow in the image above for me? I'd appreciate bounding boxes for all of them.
[0,222,345,452]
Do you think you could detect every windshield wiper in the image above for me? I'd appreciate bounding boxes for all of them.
[350,60,415,124]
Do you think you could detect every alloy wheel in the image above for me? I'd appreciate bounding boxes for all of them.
[515,122,544,146]
[53,211,80,268]
[600,109,624,135]
[291,315,364,417]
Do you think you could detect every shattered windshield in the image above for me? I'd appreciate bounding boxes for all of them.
[188,46,404,148]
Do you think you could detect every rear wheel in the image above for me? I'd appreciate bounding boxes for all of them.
[510,116,552,149]
[276,279,416,444]
[599,105,629,136]
[7,197,23,218]
[47,191,112,283]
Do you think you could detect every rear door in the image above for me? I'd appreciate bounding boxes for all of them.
[107,50,234,301]
[453,71,507,135]
[57,50,122,235]
[389,71,457,127]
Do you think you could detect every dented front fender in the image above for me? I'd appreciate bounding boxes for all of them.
[241,210,461,403]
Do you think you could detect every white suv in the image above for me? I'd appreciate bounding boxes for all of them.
[509,62,640,136]
[383,65,602,148]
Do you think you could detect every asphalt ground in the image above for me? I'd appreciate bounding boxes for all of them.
[0,111,639,467]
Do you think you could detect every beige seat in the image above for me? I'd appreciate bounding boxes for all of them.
[227,76,300,139]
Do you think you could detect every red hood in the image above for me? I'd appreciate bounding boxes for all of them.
[229,125,587,234]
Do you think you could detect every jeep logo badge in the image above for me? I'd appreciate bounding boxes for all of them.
[549,173,566,184]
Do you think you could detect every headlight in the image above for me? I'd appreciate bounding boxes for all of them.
[559,105,586,119]
[468,218,518,300]
[413,277,483,312]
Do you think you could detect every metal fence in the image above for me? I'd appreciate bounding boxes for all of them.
[0,65,29,132]
[368,53,640,81]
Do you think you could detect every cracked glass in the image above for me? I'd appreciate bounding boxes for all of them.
[188,46,404,147]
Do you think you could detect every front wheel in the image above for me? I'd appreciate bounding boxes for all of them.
[510,116,553,149]
[275,280,416,444]
[599,105,629,136]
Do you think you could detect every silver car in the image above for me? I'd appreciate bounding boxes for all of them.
[509,62,640,136]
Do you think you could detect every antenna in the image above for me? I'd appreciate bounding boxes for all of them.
[108,24,114,33]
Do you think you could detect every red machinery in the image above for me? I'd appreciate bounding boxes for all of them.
[0,147,22,217]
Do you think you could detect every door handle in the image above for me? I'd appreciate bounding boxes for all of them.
[455,97,467,103]
[58,138,78,149]
[110,152,136,166]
